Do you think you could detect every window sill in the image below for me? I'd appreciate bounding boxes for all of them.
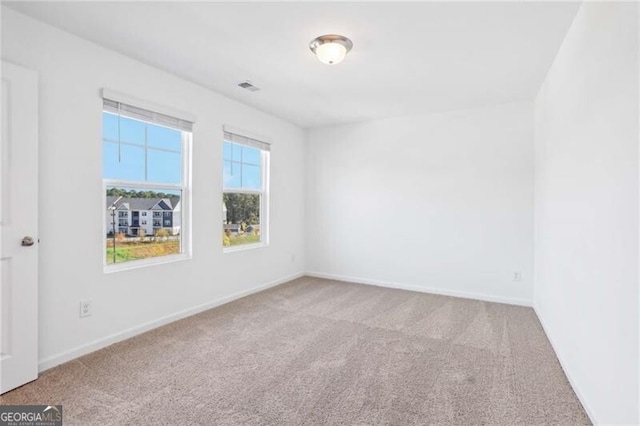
[104,252,191,274]
[223,242,268,254]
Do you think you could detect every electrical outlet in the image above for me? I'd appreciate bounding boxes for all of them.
[80,299,92,318]
[512,272,522,282]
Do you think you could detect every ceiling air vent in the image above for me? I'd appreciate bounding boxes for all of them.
[238,81,260,92]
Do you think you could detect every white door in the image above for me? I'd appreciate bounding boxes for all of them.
[0,61,39,393]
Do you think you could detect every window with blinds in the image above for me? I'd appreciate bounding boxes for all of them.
[222,129,270,250]
[102,92,193,268]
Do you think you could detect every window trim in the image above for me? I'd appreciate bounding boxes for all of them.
[102,117,192,272]
[104,250,191,274]
[222,140,270,253]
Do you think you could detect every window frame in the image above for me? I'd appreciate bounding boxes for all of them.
[102,103,193,273]
[222,137,270,253]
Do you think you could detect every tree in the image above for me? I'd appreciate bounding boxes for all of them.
[106,188,174,199]
[223,193,259,225]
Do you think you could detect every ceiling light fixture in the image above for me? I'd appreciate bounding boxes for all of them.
[309,34,353,65]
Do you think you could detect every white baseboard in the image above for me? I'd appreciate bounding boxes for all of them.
[38,271,304,372]
[305,271,532,307]
[533,304,597,425]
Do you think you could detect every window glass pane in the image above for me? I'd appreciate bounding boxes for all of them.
[222,193,260,247]
[103,112,119,141]
[242,146,261,166]
[232,144,242,162]
[105,186,182,264]
[103,107,189,268]
[148,149,182,184]
[103,142,145,182]
[119,116,145,146]
[241,164,261,190]
[147,124,182,152]
[223,142,233,162]
[223,161,241,189]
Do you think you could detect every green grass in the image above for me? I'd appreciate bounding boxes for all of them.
[228,233,261,246]
[106,246,134,263]
[106,240,180,264]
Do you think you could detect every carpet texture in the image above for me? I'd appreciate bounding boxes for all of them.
[1,277,590,425]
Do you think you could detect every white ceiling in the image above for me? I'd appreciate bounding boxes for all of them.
[6,2,580,128]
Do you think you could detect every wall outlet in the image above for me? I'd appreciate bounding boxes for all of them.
[80,299,92,318]
[512,271,522,282]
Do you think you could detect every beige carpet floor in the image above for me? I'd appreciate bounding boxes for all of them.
[1,277,589,425]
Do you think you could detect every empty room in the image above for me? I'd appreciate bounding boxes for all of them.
[0,1,638,425]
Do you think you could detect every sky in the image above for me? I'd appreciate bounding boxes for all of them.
[102,112,262,192]
[102,112,182,185]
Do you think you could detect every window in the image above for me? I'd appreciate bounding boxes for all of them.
[222,130,269,249]
[103,91,192,268]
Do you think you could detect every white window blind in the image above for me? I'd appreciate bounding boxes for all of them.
[224,131,270,152]
[103,98,193,132]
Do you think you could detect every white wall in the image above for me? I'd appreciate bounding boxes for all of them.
[534,2,639,424]
[1,7,306,369]
[306,101,534,305]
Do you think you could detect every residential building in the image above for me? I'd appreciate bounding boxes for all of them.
[105,196,181,236]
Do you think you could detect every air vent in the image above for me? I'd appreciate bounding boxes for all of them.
[238,81,260,92]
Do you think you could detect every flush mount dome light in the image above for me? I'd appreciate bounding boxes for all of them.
[309,34,353,65]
